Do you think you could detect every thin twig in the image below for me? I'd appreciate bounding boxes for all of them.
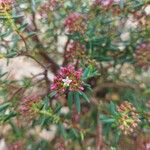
[62,38,70,66]
[15,8,59,74]
[25,54,46,69]
[95,115,103,150]
[95,82,141,92]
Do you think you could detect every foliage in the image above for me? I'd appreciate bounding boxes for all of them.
[0,0,150,149]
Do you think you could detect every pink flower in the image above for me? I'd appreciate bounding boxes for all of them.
[49,0,57,10]
[64,12,87,34]
[114,0,120,3]
[94,0,122,7]
[50,83,57,90]
[76,69,83,80]
[0,0,14,4]
[18,94,41,117]
[39,0,58,18]
[50,65,84,94]
[64,41,85,61]
[134,42,150,68]
[94,0,113,6]
[62,76,72,87]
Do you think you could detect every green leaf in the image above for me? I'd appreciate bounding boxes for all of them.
[100,115,115,123]
[59,124,67,139]
[71,128,78,138]
[49,91,57,98]
[101,118,115,123]
[31,0,36,13]
[74,92,81,113]
[95,55,113,61]
[83,67,90,79]
[0,15,23,19]
[80,131,84,141]
[18,23,28,32]
[82,66,99,80]
[132,2,144,10]
[0,102,10,112]
[40,117,48,127]
[0,72,7,78]
[9,121,22,137]
[67,92,73,109]
[5,52,17,58]
[54,102,62,113]
[43,96,49,109]
[22,78,32,88]
[0,30,12,38]
[119,0,124,9]
[109,102,118,115]
[3,112,17,122]
[79,92,90,103]
[115,130,121,144]
[27,32,37,37]
[103,124,111,139]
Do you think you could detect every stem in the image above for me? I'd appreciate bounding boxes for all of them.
[62,39,70,66]
[95,108,103,150]
[4,10,28,51]
[15,9,59,74]
[44,69,51,95]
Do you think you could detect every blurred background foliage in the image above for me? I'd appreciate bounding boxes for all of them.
[0,0,150,149]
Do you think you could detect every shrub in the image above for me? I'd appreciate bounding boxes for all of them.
[0,0,150,149]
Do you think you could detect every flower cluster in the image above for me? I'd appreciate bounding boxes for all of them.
[64,12,87,34]
[65,41,85,60]
[134,43,150,68]
[50,65,84,95]
[41,0,57,11]
[117,101,140,135]
[11,140,25,150]
[94,0,113,6]
[0,0,14,11]
[39,0,57,17]
[94,0,120,7]
[49,0,57,10]
[18,94,41,118]
[64,41,97,66]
